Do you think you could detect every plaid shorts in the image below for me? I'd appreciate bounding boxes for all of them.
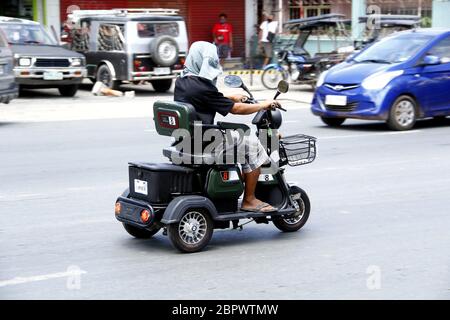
[229,131,270,173]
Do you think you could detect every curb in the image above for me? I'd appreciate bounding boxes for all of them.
[224,70,264,75]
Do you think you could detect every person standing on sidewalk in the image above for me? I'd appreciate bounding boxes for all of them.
[212,13,233,65]
[259,14,278,67]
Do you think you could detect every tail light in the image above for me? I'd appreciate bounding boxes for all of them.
[115,202,121,215]
[134,59,148,72]
[140,209,151,223]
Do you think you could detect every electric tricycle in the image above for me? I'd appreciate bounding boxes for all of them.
[114,76,317,253]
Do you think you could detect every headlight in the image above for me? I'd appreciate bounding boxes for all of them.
[18,57,32,67]
[71,58,82,66]
[316,70,329,87]
[361,70,404,90]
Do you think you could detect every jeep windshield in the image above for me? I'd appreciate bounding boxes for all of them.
[354,33,434,64]
[0,23,57,45]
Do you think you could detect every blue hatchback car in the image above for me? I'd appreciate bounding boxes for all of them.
[311,28,450,130]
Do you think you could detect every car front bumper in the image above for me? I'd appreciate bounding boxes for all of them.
[311,85,392,120]
[14,67,86,86]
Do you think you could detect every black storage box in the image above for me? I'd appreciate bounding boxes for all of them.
[128,162,198,204]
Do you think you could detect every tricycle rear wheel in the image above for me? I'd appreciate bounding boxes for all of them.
[123,223,160,239]
[273,186,310,232]
[168,209,213,253]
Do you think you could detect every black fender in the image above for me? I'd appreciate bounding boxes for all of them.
[161,196,218,224]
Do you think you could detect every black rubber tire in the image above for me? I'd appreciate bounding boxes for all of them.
[321,116,346,127]
[168,209,214,253]
[123,223,160,239]
[261,67,288,90]
[58,84,79,97]
[273,186,310,232]
[387,95,417,131]
[151,79,173,93]
[96,64,120,90]
[150,35,179,67]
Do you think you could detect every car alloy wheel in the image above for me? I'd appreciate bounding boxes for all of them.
[394,100,415,128]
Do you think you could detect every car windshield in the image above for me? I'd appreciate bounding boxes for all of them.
[0,23,57,45]
[354,33,434,64]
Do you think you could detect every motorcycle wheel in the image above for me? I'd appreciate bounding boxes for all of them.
[262,67,287,90]
[273,186,310,232]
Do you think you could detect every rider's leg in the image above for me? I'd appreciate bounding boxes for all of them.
[242,167,275,212]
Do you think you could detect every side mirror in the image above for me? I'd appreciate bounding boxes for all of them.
[277,80,289,93]
[224,75,243,88]
[423,55,440,66]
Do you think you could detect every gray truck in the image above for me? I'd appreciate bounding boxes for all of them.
[0,16,86,97]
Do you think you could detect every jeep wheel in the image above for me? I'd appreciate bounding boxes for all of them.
[58,84,79,97]
[168,209,213,253]
[151,79,172,93]
[96,64,120,90]
[150,35,179,67]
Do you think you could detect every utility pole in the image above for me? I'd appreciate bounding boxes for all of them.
[351,0,366,41]
[432,0,450,27]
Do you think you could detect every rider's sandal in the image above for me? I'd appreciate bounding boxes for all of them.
[241,202,277,213]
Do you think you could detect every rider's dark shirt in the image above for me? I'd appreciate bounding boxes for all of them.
[174,76,234,124]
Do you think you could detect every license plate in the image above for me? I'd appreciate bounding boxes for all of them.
[325,95,347,106]
[43,71,63,80]
[134,179,148,195]
[153,67,170,75]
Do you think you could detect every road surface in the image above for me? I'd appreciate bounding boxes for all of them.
[1,81,449,299]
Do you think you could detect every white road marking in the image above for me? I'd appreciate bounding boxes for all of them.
[0,269,87,288]
[319,130,422,140]
[0,182,124,202]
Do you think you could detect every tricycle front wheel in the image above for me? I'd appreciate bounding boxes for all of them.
[273,186,310,232]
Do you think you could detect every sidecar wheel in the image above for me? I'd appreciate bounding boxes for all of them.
[123,223,160,239]
[168,209,213,253]
[273,187,310,232]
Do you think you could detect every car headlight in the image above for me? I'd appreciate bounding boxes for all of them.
[18,57,32,67]
[361,70,404,90]
[71,58,82,67]
[316,70,329,87]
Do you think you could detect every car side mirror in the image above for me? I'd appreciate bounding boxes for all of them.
[423,55,441,66]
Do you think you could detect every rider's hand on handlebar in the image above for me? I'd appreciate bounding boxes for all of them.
[260,100,281,111]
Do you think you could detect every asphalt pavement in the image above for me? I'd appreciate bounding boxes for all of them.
[0,81,449,299]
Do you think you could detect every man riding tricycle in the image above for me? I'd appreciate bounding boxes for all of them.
[114,42,317,253]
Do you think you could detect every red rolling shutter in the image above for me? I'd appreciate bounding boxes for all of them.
[188,0,245,58]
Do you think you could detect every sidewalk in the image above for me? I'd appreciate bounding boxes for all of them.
[0,76,314,123]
